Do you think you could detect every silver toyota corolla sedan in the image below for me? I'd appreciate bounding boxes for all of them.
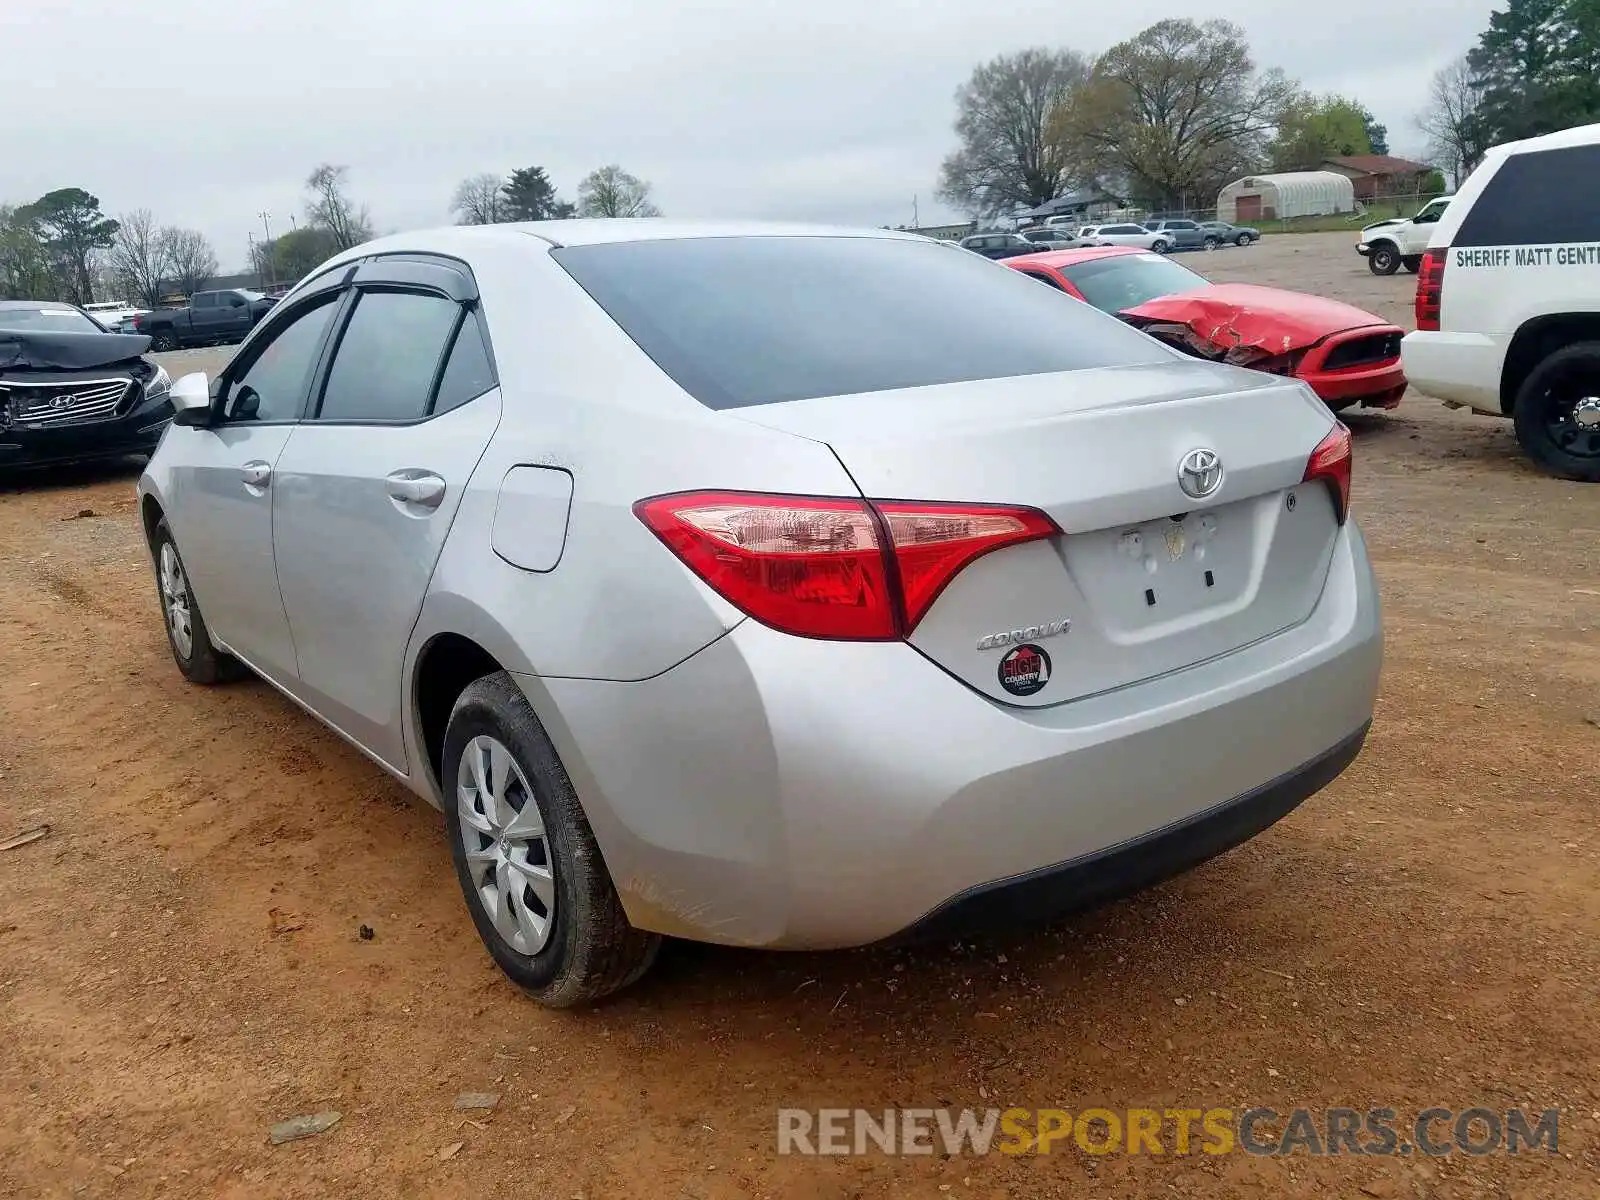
[137,221,1382,1006]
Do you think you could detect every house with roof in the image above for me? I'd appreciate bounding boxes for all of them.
[1318,155,1435,200]
[1013,188,1125,226]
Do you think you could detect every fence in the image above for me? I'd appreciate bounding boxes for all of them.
[1098,191,1448,236]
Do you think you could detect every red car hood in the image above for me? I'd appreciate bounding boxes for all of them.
[1119,283,1389,358]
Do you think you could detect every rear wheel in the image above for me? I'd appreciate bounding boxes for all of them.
[1203,237,1220,251]
[150,519,244,684]
[443,672,661,1007]
[1512,341,1600,482]
[1368,244,1400,275]
[1402,256,1422,274]
[148,328,179,352]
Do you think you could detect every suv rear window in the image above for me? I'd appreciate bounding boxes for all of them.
[1455,144,1600,247]
[552,236,1168,409]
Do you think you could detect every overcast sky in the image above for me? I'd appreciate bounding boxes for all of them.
[7,0,1498,271]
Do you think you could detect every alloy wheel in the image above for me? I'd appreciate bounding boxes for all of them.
[158,542,193,659]
[456,734,557,955]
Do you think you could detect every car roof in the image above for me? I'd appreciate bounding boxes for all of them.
[348,219,929,256]
[1005,246,1145,269]
[0,299,76,311]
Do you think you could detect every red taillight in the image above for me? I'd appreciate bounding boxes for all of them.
[1302,422,1353,524]
[1414,247,1447,331]
[634,491,1058,640]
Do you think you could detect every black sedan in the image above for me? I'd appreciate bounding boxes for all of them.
[0,301,175,469]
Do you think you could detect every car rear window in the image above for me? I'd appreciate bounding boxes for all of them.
[551,235,1169,409]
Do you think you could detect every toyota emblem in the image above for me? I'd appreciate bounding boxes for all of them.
[1177,448,1224,499]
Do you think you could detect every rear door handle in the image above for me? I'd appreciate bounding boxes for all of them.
[241,461,272,487]
[386,470,446,509]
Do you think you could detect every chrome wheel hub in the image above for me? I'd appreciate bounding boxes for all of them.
[1575,396,1600,429]
[457,734,556,955]
[158,543,193,659]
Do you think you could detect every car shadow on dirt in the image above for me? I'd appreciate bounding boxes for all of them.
[0,456,146,496]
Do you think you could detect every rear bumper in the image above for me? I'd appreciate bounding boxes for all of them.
[1400,330,1507,416]
[530,522,1382,950]
[893,721,1368,944]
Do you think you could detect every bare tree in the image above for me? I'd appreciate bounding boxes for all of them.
[159,228,219,297]
[450,173,508,225]
[937,48,1092,217]
[304,163,374,251]
[1418,56,1491,187]
[107,209,172,307]
[576,165,661,218]
[1052,19,1295,210]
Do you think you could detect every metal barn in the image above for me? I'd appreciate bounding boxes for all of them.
[1216,171,1356,222]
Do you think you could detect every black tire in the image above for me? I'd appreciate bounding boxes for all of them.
[149,518,245,684]
[148,328,179,352]
[1236,232,1253,246]
[1368,244,1400,275]
[1402,256,1422,274]
[1152,239,1170,254]
[1511,341,1600,482]
[442,672,661,1007]
[1203,237,1220,251]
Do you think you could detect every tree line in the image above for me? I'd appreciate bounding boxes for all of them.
[0,189,217,307]
[937,6,1597,221]
[448,164,660,225]
[1419,0,1599,185]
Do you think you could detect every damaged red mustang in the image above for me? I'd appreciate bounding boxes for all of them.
[1004,247,1407,412]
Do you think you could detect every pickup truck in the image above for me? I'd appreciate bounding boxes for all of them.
[130,289,278,351]
[1356,196,1453,275]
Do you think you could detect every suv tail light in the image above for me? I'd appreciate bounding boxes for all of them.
[635,491,1058,640]
[1414,247,1447,331]
[1302,422,1353,523]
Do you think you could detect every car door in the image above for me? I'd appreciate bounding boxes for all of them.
[219,292,253,338]
[162,281,348,683]
[187,292,223,338]
[270,257,502,770]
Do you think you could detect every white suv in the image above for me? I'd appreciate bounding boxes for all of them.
[1401,122,1600,482]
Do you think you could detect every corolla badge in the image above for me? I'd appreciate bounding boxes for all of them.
[1177,447,1224,499]
[976,618,1071,651]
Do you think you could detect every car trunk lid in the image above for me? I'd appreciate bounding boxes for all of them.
[735,361,1342,706]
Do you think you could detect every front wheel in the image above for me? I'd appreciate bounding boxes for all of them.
[149,519,245,684]
[1203,237,1220,251]
[1512,341,1600,482]
[443,672,661,1007]
[1151,239,1170,254]
[1403,256,1423,274]
[1368,245,1400,275]
[1236,232,1253,246]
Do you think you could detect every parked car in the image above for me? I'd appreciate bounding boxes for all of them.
[1018,227,1082,249]
[1143,219,1212,251]
[130,288,279,351]
[1357,195,1453,275]
[0,300,173,469]
[1402,123,1600,481]
[958,232,1041,260]
[138,222,1380,1006]
[82,300,148,332]
[1200,221,1261,246]
[1087,223,1171,252]
[1005,247,1407,412]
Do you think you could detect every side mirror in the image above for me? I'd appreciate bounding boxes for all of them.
[170,372,214,427]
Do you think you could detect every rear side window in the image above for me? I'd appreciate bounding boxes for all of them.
[194,293,217,308]
[432,310,498,414]
[1455,144,1600,247]
[552,236,1167,409]
[317,290,461,422]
